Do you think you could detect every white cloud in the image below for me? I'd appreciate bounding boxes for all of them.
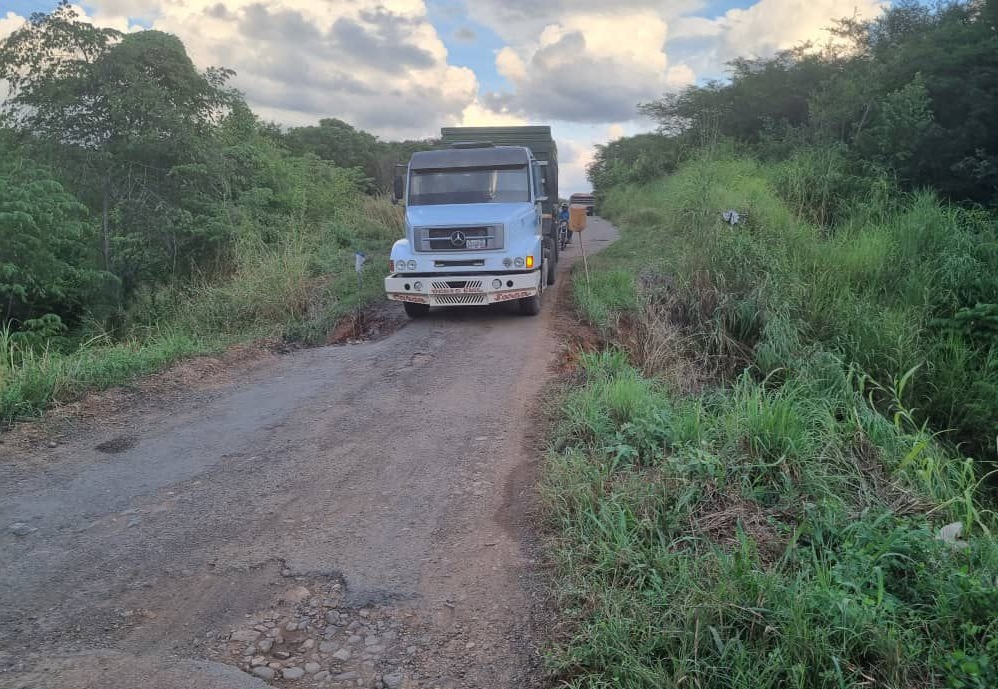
[717,0,885,56]
[84,0,479,139]
[471,0,885,130]
[483,9,673,123]
[4,0,891,166]
[670,0,886,79]
[460,99,527,127]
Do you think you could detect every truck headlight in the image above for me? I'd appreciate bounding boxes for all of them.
[514,257,525,268]
[406,260,417,271]
[492,279,502,289]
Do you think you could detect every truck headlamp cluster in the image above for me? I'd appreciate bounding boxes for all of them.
[406,260,417,271]
[514,257,525,268]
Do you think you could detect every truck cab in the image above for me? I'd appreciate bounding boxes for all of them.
[385,142,553,317]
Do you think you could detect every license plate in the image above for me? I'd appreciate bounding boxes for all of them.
[494,290,533,302]
[466,239,486,250]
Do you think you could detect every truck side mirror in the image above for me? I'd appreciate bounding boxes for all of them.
[392,176,404,205]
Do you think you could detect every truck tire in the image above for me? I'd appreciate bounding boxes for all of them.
[519,275,542,315]
[545,238,557,286]
[403,302,430,318]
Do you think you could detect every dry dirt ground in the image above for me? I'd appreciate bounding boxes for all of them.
[0,220,618,689]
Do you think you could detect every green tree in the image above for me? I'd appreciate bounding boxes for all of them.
[0,2,238,299]
[0,156,109,324]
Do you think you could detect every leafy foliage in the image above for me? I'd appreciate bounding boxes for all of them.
[0,4,407,420]
[0,156,110,324]
[630,0,998,206]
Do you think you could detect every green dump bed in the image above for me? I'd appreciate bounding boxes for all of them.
[439,126,559,225]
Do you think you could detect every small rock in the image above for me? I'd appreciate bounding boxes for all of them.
[254,624,269,633]
[384,673,404,689]
[285,622,298,632]
[364,635,379,646]
[48,441,58,448]
[334,672,359,681]
[251,656,268,667]
[252,667,276,680]
[406,646,417,655]
[366,645,386,654]
[268,663,283,671]
[314,671,330,681]
[267,628,281,638]
[465,642,476,650]
[258,638,274,653]
[319,641,336,653]
[230,630,258,643]
[282,667,305,680]
[8,522,36,537]
[359,609,370,618]
[127,517,142,528]
[280,586,312,604]
[347,635,362,644]
[274,651,291,660]
[301,639,315,650]
[305,662,321,674]
[332,648,351,662]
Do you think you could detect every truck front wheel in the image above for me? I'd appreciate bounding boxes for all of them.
[403,302,430,318]
[519,275,542,315]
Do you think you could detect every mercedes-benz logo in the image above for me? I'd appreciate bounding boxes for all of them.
[450,230,467,247]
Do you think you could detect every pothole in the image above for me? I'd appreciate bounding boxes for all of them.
[95,435,139,454]
[327,304,408,346]
[214,578,416,688]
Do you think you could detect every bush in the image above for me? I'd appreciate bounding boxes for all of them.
[590,153,998,465]
[547,352,998,689]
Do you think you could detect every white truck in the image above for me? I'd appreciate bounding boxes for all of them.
[385,126,559,318]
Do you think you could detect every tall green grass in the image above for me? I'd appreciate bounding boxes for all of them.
[548,153,998,688]
[547,351,997,689]
[1,196,402,425]
[591,154,998,463]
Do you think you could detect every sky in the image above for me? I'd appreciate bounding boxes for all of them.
[0,0,887,194]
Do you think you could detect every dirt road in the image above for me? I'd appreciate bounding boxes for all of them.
[0,219,617,689]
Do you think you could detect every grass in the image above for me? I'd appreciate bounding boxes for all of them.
[546,153,998,688]
[1,196,402,426]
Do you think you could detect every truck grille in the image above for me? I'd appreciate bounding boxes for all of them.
[435,295,488,305]
[416,225,503,252]
[431,280,484,290]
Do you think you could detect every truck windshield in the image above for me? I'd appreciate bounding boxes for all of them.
[408,166,529,206]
